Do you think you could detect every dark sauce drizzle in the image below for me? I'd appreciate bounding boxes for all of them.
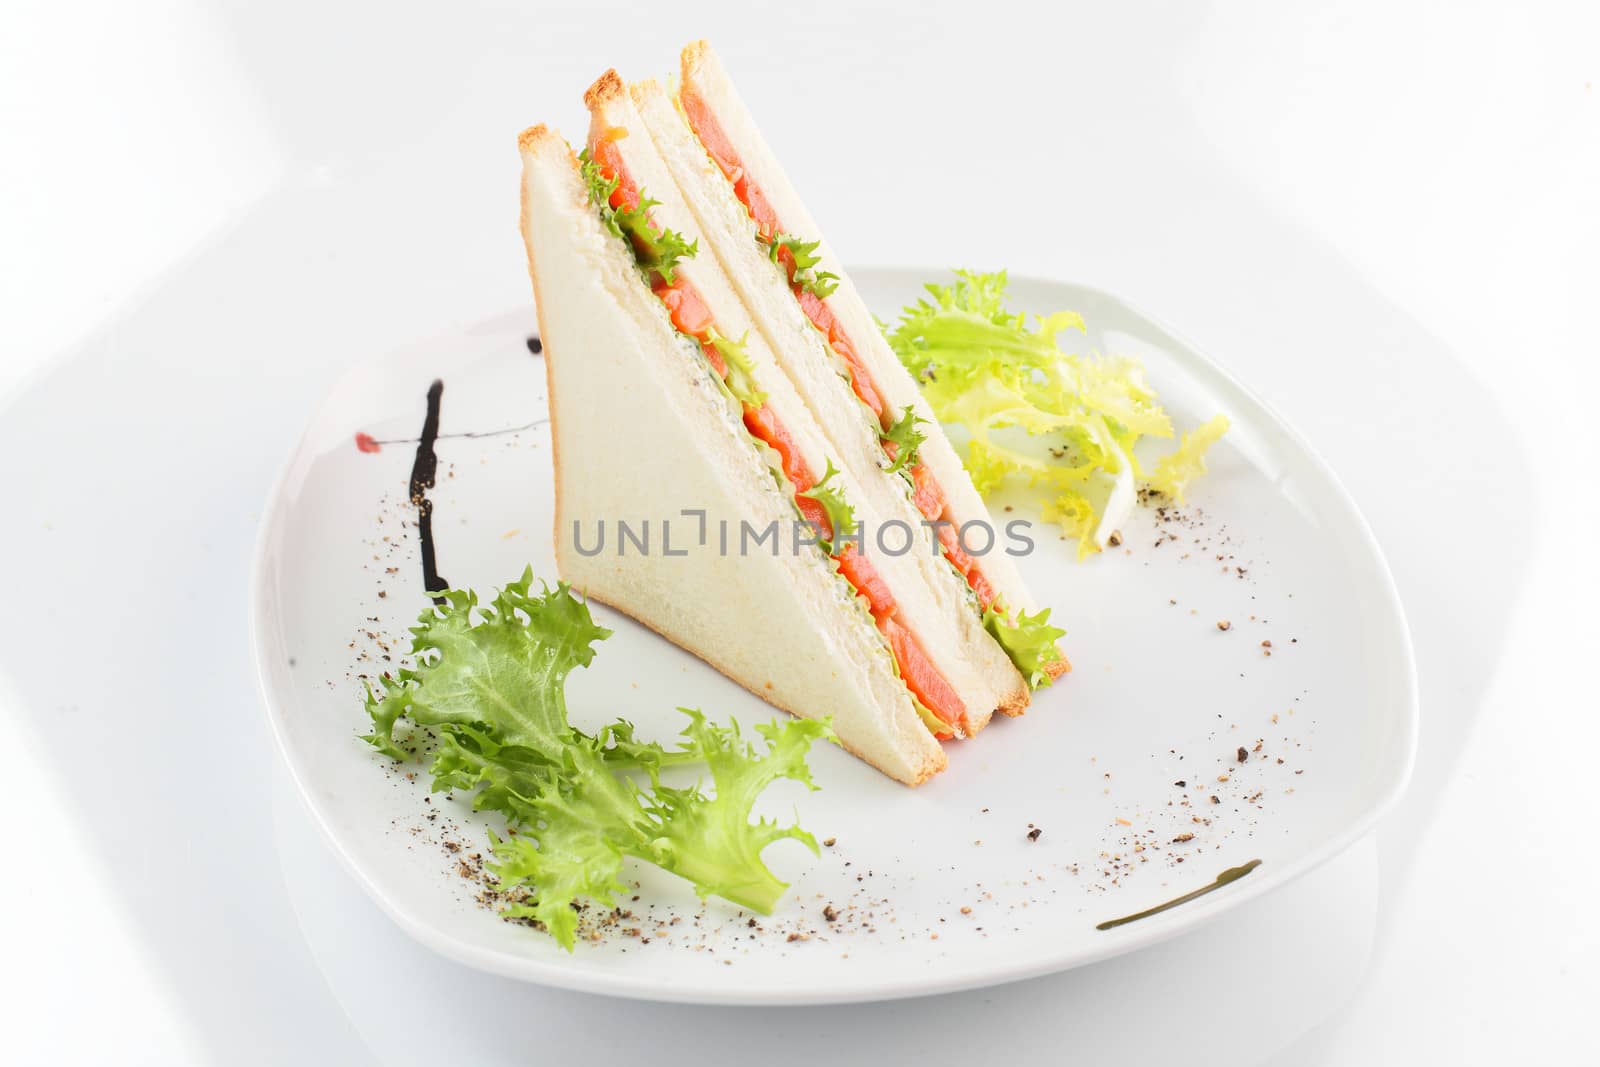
[409,379,449,604]
[400,338,540,595]
[1095,858,1262,931]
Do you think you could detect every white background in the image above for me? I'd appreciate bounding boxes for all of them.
[2,1,1596,1062]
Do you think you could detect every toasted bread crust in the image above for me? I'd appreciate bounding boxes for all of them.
[517,125,576,577]
[996,682,1031,718]
[582,68,627,111]
[516,123,557,154]
[584,70,631,148]
[995,657,1068,716]
[628,76,664,105]
[680,39,712,78]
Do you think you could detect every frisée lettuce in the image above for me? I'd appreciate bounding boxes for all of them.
[982,601,1069,689]
[880,405,928,476]
[796,460,857,554]
[579,148,697,285]
[363,569,831,949]
[888,270,1228,556]
[708,329,768,409]
[765,232,839,299]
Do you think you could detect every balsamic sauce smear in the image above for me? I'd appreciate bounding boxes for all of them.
[409,379,449,605]
[403,340,540,599]
[1095,859,1262,931]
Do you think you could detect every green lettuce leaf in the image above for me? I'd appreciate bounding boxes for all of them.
[796,460,856,554]
[364,569,830,950]
[1147,414,1231,503]
[887,270,1226,553]
[880,405,928,475]
[579,148,697,285]
[767,233,822,272]
[708,330,768,409]
[644,710,827,913]
[766,232,839,299]
[982,601,1068,689]
[578,149,624,229]
[1041,488,1102,561]
[489,740,642,946]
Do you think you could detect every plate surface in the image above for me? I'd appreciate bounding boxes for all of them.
[251,268,1416,1005]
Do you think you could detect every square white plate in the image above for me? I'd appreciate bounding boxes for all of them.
[252,268,1416,1004]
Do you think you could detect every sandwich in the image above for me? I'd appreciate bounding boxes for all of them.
[516,54,1066,785]
[667,41,1065,671]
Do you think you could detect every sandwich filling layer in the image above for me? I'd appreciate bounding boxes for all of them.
[586,135,966,738]
[678,91,998,613]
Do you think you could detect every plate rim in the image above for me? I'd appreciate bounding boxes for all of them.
[249,267,1419,1005]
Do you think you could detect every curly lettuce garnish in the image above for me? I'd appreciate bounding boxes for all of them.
[796,460,856,554]
[363,569,830,950]
[982,601,1068,689]
[579,148,697,285]
[880,405,928,476]
[1147,414,1231,503]
[708,330,768,409]
[1039,490,1099,558]
[766,232,839,299]
[888,270,1227,557]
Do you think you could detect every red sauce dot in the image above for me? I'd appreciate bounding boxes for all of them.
[355,432,381,454]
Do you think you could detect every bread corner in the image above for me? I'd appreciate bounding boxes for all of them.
[996,682,1032,718]
[629,76,665,106]
[583,68,627,111]
[680,39,713,78]
[516,123,550,153]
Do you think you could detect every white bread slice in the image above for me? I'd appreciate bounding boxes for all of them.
[586,71,1013,735]
[517,125,945,785]
[636,69,1035,717]
[676,42,1066,692]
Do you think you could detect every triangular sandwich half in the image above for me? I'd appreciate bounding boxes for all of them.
[582,70,1027,738]
[518,124,945,784]
[664,41,1070,697]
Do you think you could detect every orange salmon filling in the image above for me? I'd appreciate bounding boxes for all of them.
[679,90,999,614]
[589,137,965,737]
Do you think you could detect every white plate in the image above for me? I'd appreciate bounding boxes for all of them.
[251,268,1416,1005]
